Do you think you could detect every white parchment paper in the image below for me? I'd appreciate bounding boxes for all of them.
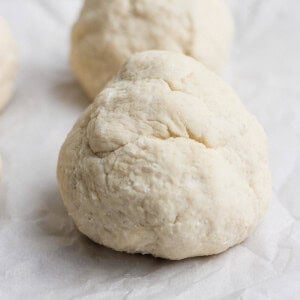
[0,0,299,299]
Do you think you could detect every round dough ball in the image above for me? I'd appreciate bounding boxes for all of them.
[0,17,18,111]
[57,51,271,260]
[71,0,234,99]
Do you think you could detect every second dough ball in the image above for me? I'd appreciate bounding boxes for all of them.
[0,17,18,112]
[71,0,234,99]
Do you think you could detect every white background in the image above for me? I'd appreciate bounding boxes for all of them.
[0,0,299,299]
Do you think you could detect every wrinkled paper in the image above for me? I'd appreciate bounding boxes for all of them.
[0,0,299,299]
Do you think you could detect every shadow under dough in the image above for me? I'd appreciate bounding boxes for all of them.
[51,68,90,111]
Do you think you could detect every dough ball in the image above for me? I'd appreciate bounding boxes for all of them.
[0,17,18,111]
[57,51,271,260]
[71,0,234,99]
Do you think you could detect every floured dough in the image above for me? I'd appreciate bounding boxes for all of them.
[57,51,271,260]
[71,0,234,99]
[0,17,18,111]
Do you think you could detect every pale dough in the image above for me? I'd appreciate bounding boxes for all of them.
[0,17,18,112]
[71,0,234,99]
[57,51,271,260]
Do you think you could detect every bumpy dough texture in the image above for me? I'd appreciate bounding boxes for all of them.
[71,0,234,99]
[58,51,271,260]
[0,17,18,111]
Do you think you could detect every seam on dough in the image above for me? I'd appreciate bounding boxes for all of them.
[91,135,210,160]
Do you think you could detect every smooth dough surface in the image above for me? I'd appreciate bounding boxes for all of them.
[57,51,271,260]
[0,17,17,111]
[71,0,234,99]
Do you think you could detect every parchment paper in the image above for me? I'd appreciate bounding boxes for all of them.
[0,0,299,299]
